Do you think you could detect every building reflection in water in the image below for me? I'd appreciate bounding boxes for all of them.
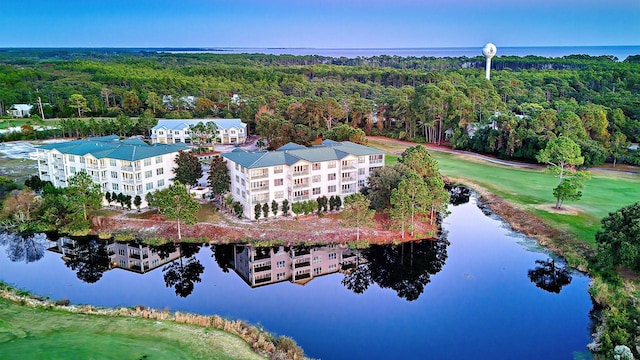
[230,243,362,287]
[49,237,181,275]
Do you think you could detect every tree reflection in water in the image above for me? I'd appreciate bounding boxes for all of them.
[64,238,112,283]
[342,239,450,301]
[211,243,234,273]
[528,259,572,293]
[162,243,204,297]
[0,232,48,263]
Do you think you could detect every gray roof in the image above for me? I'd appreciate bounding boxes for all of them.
[152,119,246,131]
[222,140,384,169]
[37,135,186,161]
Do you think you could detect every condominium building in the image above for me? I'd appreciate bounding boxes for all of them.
[30,135,186,208]
[231,243,362,287]
[150,119,247,145]
[222,140,385,219]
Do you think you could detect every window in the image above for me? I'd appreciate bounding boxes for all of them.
[369,154,383,163]
[328,173,336,181]
[80,157,85,164]
[328,252,337,260]
[358,156,365,163]
[235,163,240,171]
[328,161,336,169]
[157,179,165,187]
[358,168,365,175]
[70,166,76,173]
[275,191,284,199]
[313,256,321,264]
[312,163,321,171]
[313,267,322,275]
[274,166,283,174]
[276,272,286,281]
[146,182,154,191]
[328,264,337,271]
[312,187,321,195]
[274,178,283,186]
[156,168,164,176]
[144,170,152,178]
[277,260,286,268]
[68,155,75,162]
[144,159,152,166]
[235,175,240,183]
[110,159,117,166]
[111,171,118,179]
[155,155,163,164]
[241,179,246,187]
[312,175,321,183]
[358,179,365,187]
[328,185,336,193]
[112,183,119,191]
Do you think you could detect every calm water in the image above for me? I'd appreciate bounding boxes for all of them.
[0,194,593,359]
[168,45,640,61]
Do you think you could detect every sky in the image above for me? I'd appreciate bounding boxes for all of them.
[1,0,639,48]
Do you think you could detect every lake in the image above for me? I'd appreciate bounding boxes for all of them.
[0,192,593,359]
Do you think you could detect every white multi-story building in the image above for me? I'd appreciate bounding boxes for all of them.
[222,140,385,219]
[30,135,186,208]
[150,119,247,145]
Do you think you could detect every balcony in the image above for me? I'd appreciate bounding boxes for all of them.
[292,170,310,177]
[292,195,309,202]
[293,260,310,268]
[254,264,272,272]
[250,172,269,180]
[369,159,384,165]
[251,185,269,192]
[121,165,142,172]
[341,163,357,170]
[87,163,106,170]
[255,276,272,284]
[129,252,148,260]
[122,178,142,185]
[292,182,309,189]
[341,177,357,183]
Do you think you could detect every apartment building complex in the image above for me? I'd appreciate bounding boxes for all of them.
[222,140,385,219]
[150,119,247,145]
[30,135,185,207]
[231,244,362,287]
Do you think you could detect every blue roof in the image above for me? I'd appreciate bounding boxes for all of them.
[222,140,384,169]
[37,136,186,161]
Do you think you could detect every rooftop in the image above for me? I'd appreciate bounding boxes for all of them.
[222,140,384,169]
[37,135,187,161]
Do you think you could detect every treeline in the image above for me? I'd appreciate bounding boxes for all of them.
[1,50,640,165]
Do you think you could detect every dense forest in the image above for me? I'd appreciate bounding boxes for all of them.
[1,48,639,165]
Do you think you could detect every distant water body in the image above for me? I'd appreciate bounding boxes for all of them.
[167,46,640,61]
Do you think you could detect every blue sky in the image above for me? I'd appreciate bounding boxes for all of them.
[2,0,639,48]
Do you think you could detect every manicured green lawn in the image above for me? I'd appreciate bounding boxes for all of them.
[370,139,640,247]
[0,298,264,360]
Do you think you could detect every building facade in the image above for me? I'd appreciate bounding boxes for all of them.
[30,135,186,208]
[222,140,385,219]
[150,119,247,145]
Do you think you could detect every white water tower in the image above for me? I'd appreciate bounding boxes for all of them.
[482,43,497,80]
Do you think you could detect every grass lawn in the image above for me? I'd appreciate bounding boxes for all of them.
[368,138,640,247]
[0,298,264,360]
